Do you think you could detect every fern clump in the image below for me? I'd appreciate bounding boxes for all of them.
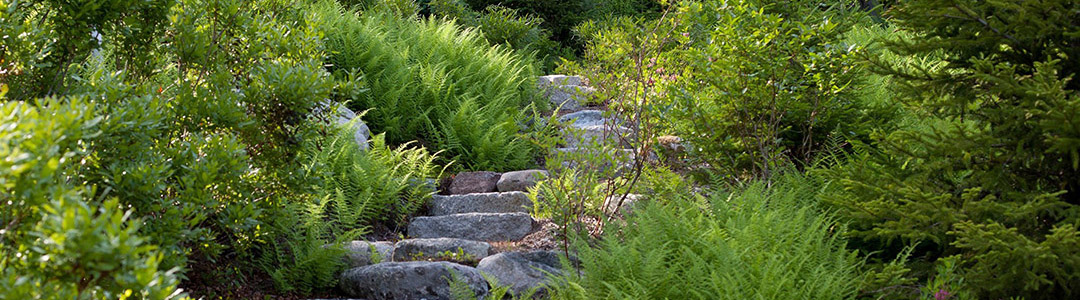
[550,174,861,299]
[314,0,541,171]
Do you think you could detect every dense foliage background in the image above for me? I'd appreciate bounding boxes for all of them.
[2,0,1077,299]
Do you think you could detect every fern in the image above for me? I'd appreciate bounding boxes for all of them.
[313,0,543,171]
[550,173,862,299]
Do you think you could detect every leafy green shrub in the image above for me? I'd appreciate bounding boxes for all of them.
[550,173,861,299]
[1,0,369,296]
[315,1,542,171]
[821,0,1080,298]
[567,0,879,181]
[0,97,184,299]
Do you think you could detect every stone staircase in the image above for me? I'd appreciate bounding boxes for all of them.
[331,75,638,300]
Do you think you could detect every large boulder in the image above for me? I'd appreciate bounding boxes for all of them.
[429,192,532,215]
[447,171,501,195]
[497,170,548,193]
[477,251,571,297]
[340,261,488,300]
[318,100,371,151]
[408,213,534,241]
[393,238,491,262]
[343,241,394,268]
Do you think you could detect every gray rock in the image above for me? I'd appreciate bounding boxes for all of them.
[538,75,583,88]
[558,110,608,128]
[545,85,595,111]
[408,213,534,241]
[430,192,532,215]
[340,261,488,300]
[448,171,501,195]
[393,238,491,262]
[497,170,548,192]
[550,147,638,174]
[562,125,634,148]
[317,100,371,151]
[477,251,570,297]
[603,194,645,216]
[343,241,394,268]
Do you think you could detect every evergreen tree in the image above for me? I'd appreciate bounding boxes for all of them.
[824,0,1080,298]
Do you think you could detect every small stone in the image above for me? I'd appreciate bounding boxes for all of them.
[340,261,488,300]
[392,238,491,262]
[343,241,394,268]
[430,192,532,215]
[408,213,535,241]
[497,170,549,192]
[448,171,501,195]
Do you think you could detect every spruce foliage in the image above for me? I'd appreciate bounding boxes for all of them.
[822,0,1080,298]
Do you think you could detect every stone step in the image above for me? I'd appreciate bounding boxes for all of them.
[550,147,639,173]
[558,109,607,128]
[392,238,491,262]
[562,124,634,148]
[545,85,594,111]
[429,191,532,215]
[538,75,583,88]
[340,261,488,300]
[408,213,534,242]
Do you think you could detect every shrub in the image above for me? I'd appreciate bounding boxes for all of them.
[821,0,1080,298]
[549,173,861,299]
[0,97,184,299]
[566,0,880,181]
[1,0,362,296]
[315,1,542,171]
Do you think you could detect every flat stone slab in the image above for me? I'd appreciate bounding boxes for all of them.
[447,171,501,195]
[343,241,394,268]
[393,238,491,262]
[409,213,534,241]
[340,261,488,300]
[497,170,548,192]
[545,85,594,111]
[562,125,633,148]
[558,110,612,128]
[477,251,570,297]
[538,75,583,88]
[430,192,532,215]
